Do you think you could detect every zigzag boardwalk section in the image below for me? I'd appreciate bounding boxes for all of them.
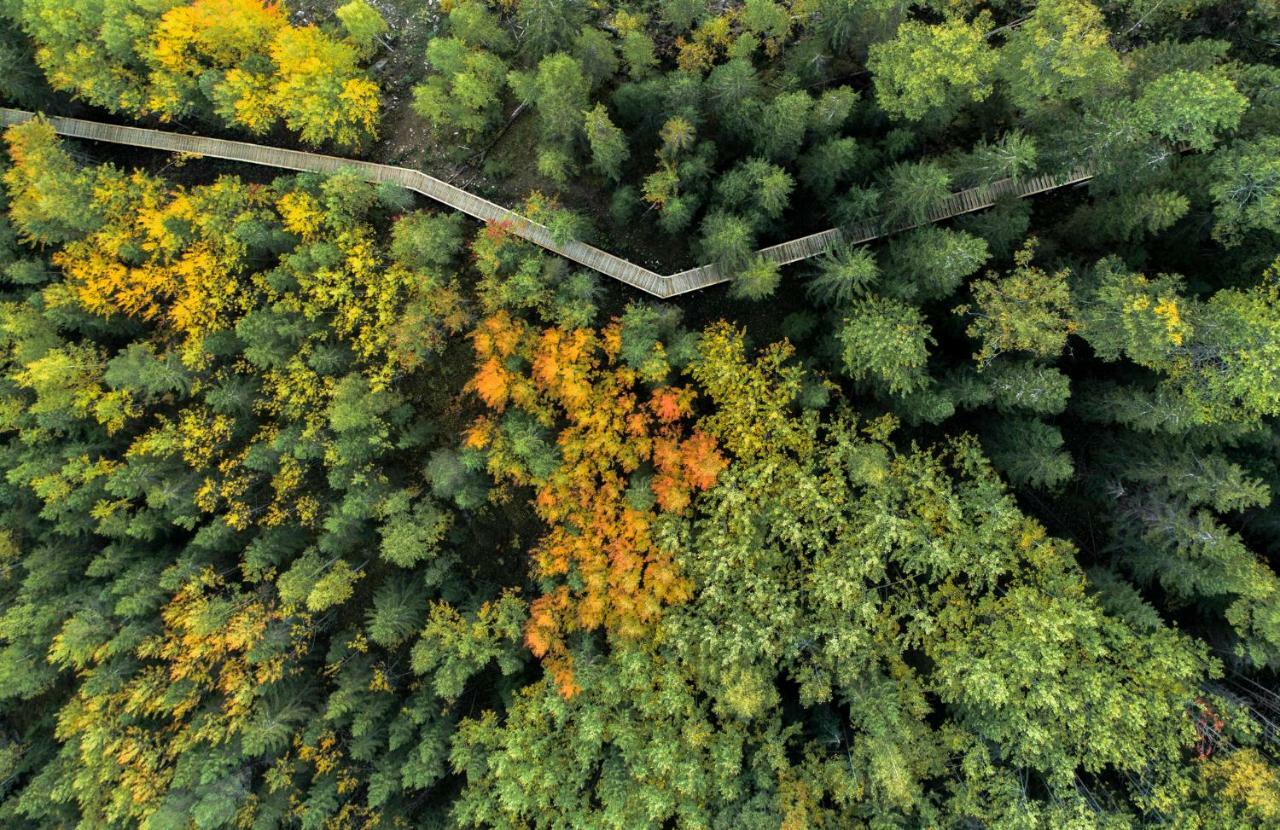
[0,108,1092,298]
[663,168,1094,296]
[0,108,671,296]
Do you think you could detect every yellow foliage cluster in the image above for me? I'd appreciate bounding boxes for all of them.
[1152,296,1186,346]
[277,189,326,240]
[1200,748,1280,822]
[674,0,792,72]
[1124,279,1193,349]
[677,11,738,72]
[148,0,286,116]
[146,0,379,148]
[268,26,381,148]
[53,569,311,825]
[54,171,267,359]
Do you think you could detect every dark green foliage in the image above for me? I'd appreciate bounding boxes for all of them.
[516,0,587,58]
[981,415,1075,489]
[727,255,781,301]
[955,194,1032,258]
[883,226,989,302]
[882,160,952,227]
[698,210,756,272]
[950,360,1072,416]
[572,26,618,90]
[807,244,879,306]
[798,137,867,198]
[0,27,51,109]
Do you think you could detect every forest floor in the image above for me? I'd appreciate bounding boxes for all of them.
[289,0,706,272]
[374,92,699,273]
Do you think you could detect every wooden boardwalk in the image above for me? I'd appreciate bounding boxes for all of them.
[0,108,1092,298]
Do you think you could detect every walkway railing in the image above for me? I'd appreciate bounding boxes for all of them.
[0,108,1092,298]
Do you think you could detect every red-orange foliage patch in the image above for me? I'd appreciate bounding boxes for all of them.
[466,313,727,696]
[482,219,514,245]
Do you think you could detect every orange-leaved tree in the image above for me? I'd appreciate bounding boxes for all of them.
[464,310,726,696]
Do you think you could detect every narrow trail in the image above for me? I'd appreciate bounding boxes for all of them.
[1,108,1093,298]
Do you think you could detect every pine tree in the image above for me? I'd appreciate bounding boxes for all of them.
[698,211,756,272]
[582,104,630,182]
[516,0,587,59]
[571,26,618,89]
[838,295,934,395]
[882,160,952,227]
[883,226,989,302]
[1209,137,1280,246]
[728,255,781,301]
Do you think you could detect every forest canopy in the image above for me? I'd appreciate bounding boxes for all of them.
[1,0,1280,827]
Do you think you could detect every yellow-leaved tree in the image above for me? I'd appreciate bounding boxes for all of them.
[142,0,381,148]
